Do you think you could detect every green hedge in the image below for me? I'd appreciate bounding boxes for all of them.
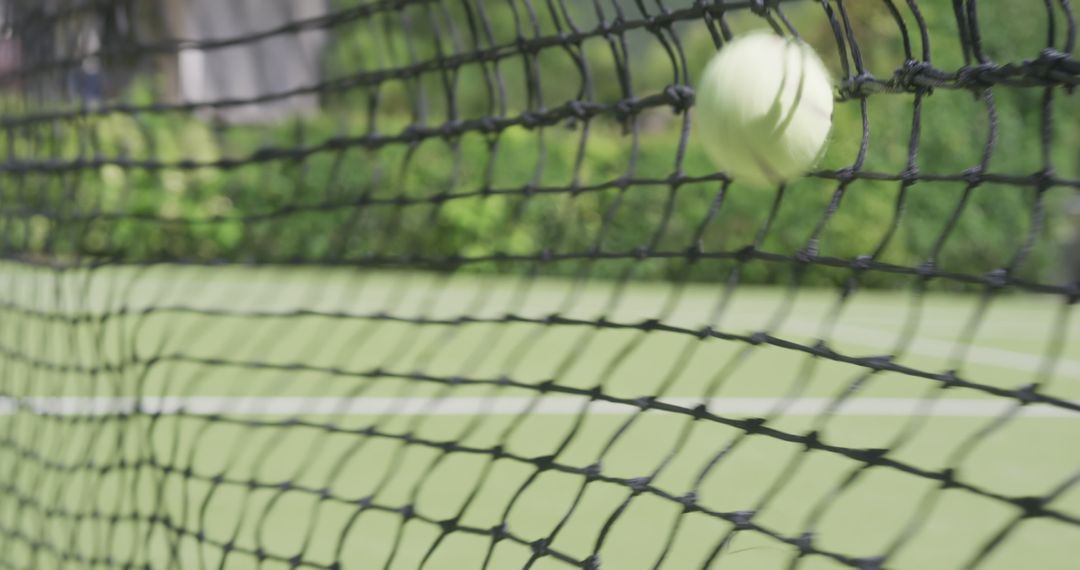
[2,0,1075,290]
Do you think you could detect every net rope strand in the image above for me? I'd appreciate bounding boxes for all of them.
[1,0,1079,569]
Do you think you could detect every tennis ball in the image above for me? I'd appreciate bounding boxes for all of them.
[694,32,834,188]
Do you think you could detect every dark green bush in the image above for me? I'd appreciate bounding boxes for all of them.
[2,0,1074,291]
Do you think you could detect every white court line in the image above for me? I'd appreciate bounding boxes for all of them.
[0,396,1075,418]
[785,322,1080,379]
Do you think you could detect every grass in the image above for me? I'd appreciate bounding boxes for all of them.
[1,264,1079,569]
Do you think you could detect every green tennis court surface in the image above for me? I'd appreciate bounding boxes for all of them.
[5,0,1080,567]
[3,265,1078,569]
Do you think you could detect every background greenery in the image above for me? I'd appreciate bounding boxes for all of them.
[4,0,1078,289]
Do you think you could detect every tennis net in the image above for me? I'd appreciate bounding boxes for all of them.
[1,0,1079,568]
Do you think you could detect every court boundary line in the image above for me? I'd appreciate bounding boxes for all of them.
[792,322,1080,379]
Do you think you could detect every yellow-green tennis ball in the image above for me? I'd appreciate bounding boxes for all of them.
[695,32,834,188]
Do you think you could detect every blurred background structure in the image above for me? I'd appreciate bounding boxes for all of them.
[165,0,329,123]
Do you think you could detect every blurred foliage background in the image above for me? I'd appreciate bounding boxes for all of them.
[4,0,1078,289]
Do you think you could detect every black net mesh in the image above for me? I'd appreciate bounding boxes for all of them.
[1,0,1079,568]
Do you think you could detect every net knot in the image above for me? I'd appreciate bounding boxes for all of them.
[520,111,540,129]
[1014,383,1039,405]
[441,120,464,137]
[399,125,422,143]
[961,166,985,186]
[587,385,604,400]
[735,245,756,262]
[478,117,498,134]
[663,84,694,113]
[1034,48,1071,89]
[893,60,932,91]
[584,462,603,480]
[956,62,997,90]
[679,492,699,512]
[864,355,894,370]
[984,268,1008,288]
[686,242,703,262]
[743,417,768,432]
[730,510,755,530]
[491,524,509,542]
[748,0,775,16]
[939,468,958,489]
[515,35,537,55]
[850,255,873,271]
[534,454,557,470]
[627,476,652,494]
[832,167,857,184]
[795,246,817,263]
[645,15,665,34]
[940,369,960,389]
[900,165,920,184]
[1034,167,1056,189]
[582,554,601,570]
[916,259,937,278]
[1015,496,1047,518]
[439,517,459,533]
[531,538,550,556]
[568,100,589,120]
[857,556,885,570]
[838,72,878,99]
[634,395,657,409]
[795,531,814,555]
[855,448,888,466]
